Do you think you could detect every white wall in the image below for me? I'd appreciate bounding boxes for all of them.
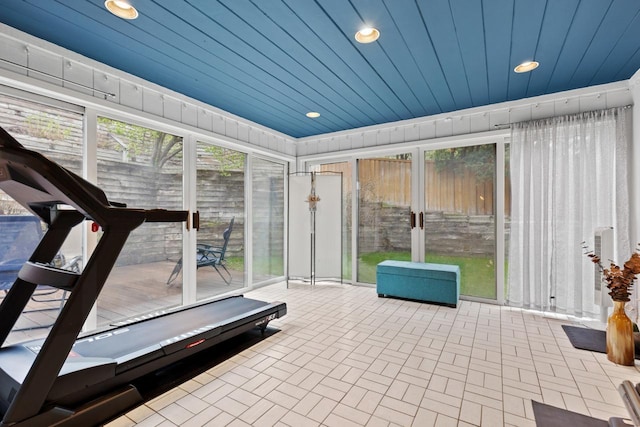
[629,70,640,250]
[296,80,633,157]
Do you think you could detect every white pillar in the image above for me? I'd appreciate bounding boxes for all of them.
[627,69,640,323]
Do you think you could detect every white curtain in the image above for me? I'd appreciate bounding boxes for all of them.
[507,107,630,318]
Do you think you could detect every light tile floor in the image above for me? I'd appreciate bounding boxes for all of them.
[108,282,640,426]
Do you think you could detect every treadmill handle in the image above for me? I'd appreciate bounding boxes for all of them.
[145,209,189,223]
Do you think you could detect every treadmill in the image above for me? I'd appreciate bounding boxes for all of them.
[0,126,287,426]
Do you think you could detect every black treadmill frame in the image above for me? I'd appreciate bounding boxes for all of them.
[0,126,286,426]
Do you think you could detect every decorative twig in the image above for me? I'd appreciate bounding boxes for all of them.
[583,241,640,302]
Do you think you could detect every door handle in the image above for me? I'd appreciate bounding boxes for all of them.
[410,211,416,229]
[193,210,200,231]
[419,212,424,230]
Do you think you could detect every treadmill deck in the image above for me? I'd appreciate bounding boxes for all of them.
[29,296,275,359]
[0,295,286,409]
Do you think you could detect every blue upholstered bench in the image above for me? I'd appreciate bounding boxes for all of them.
[376,260,460,307]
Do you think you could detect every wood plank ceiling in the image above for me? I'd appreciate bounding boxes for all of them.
[1,0,639,138]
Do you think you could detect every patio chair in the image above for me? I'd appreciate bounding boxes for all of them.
[167,217,235,286]
[0,215,43,292]
[0,215,77,329]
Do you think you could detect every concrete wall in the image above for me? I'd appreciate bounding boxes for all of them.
[358,202,498,257]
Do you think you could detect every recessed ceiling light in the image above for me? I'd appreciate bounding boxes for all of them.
[355,27,380,44]
[105,0,139,20]
[514,61,539,73]
[306,112,320,118]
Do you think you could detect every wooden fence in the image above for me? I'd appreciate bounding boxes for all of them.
[318,159,511,216]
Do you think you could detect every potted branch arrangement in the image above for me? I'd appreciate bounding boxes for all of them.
[584,243,640,365]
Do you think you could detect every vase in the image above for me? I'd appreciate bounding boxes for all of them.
[606,300,635,366]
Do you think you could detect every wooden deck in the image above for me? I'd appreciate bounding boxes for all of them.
[5,260,245,345]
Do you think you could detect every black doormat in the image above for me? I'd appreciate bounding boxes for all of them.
[562,325,640,359]
[532,400,608,427]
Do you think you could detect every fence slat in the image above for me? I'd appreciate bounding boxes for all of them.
[320,159,510,216]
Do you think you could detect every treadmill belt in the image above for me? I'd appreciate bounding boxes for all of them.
[28,297,271,359]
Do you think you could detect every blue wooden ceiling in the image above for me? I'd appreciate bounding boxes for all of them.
[2,0,640,138]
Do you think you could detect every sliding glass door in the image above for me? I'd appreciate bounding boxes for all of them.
[311,141,502,301]
[421,144,497,299]
[357,154,413,283]
[194,142,246,300]
[0,93,85,338]
[252,158,285,283]
[96,117,184,326]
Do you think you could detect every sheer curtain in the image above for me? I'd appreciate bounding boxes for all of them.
[507,107,630,318]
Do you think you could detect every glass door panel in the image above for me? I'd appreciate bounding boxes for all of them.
[357,154,412,283]
[423,145,497,299]
[0,93,84,340]
[96,117,184,326]
[195,142,246,299]
[252,158,285,283]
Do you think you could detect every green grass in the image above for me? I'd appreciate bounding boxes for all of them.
[358,251,497,299]
[230,252,500,300]
[224,256,244,272]
[226,256,285,277]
